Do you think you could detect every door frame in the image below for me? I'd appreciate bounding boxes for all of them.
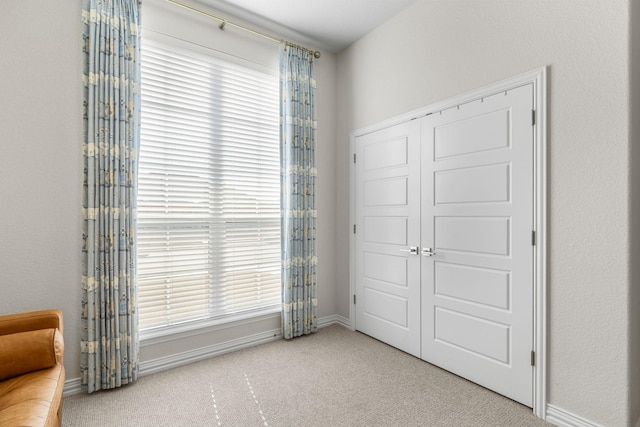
[349,67,547,418]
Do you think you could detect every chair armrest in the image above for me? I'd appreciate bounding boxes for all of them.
[0,309,63,336]
[0,328,64,381]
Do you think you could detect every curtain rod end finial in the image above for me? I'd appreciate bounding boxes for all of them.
[314,51,321,59]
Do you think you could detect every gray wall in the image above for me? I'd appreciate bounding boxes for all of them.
[335,1,636,426]
[0,0,84,383]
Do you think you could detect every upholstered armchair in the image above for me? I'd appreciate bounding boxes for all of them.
[0,309,65,426]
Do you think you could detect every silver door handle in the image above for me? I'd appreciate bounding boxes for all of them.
[422,247,436,256]
[399,246,419,255]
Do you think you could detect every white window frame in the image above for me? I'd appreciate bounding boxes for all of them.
[137,31,282,340]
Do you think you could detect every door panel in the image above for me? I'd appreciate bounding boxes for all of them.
[435,216,511,255]
[434,109,510,159]
[363,136,409,170]
[421,84,534,406]
[355,120,421,357]
[435,163,510,204]
[434,308,510,363]
[364,177,408,206]
[363,252,408,286]
[363,217,408,245]
[435,263,510,310]
[363,287,409,327]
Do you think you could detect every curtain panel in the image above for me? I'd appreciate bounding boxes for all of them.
[81,0,141,393]
[279,44,318,339]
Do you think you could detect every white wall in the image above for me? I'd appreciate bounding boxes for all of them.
[335,1,633,426]
[0,0,338,384]
[0,0,84,382]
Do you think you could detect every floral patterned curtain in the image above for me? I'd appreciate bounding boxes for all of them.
[81,0,141,393]
[280,43,317,339]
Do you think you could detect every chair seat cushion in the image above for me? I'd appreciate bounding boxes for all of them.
[0,365,64,427]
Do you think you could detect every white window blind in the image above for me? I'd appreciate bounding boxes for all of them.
[138,37,281,333]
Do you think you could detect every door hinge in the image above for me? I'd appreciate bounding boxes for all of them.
[353,153,356,163]
[531,350,536,366]
[353,294,356,305]
[531,230,536,246]
[532,109,536,126]
[353,224,356,234]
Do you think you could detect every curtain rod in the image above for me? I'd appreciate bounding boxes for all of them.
[165,0,322,58]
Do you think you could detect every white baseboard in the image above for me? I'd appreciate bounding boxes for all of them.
[545,404,603,427]
[63,314,347,396]
[63,377,82,396]
[63,328,281,396]
[139,327,282,378]
[317,314,350,329]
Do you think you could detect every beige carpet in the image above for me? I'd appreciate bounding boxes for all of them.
[63,325,552,426]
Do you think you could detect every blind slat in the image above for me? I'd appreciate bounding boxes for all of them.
[138,38,281,332]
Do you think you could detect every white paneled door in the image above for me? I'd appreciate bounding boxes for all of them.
[354,120,421,357]
[354,83,535,406]
[421,84,534,406]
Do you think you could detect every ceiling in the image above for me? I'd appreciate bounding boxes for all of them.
[196,0,418,53]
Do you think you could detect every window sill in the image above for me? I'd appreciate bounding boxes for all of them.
[140,307,281,347]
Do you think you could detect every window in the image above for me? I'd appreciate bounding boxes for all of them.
[137,36,281,334]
